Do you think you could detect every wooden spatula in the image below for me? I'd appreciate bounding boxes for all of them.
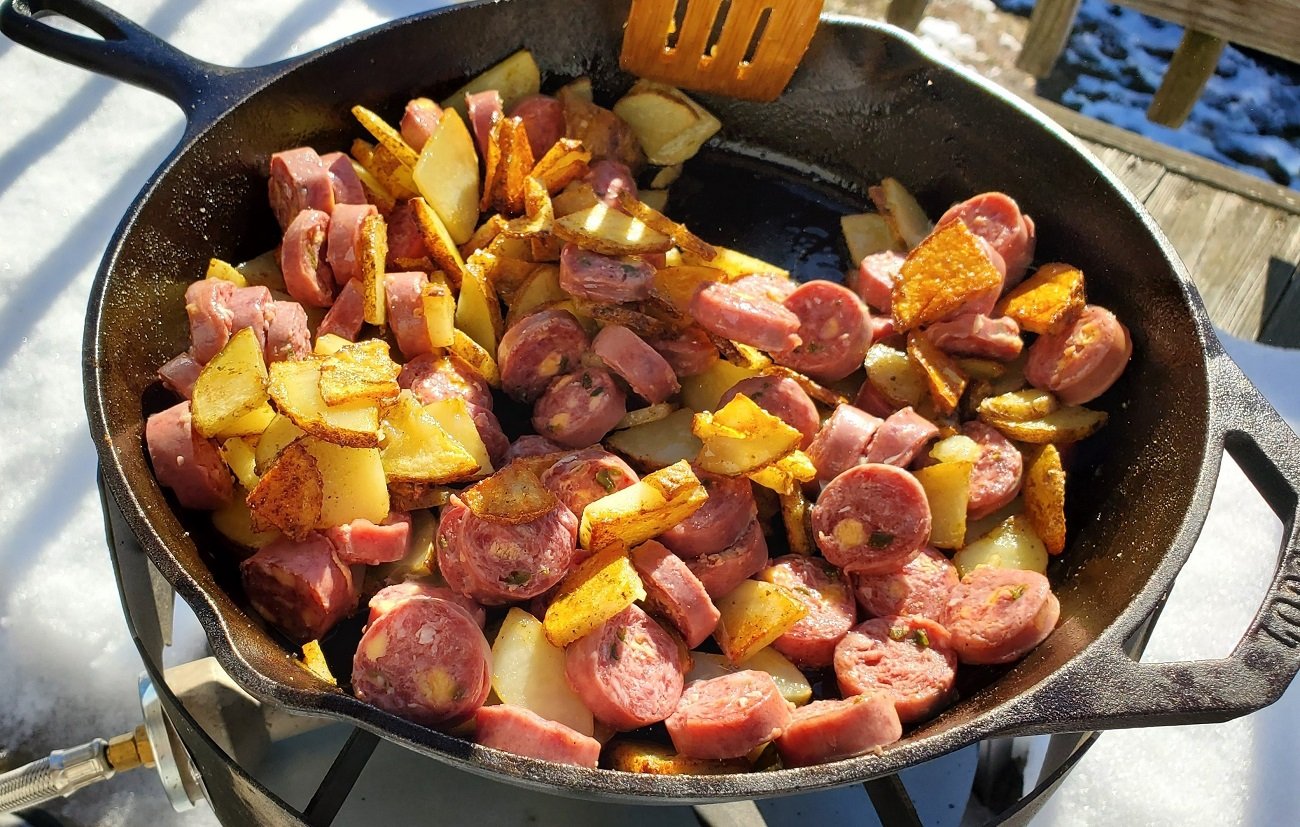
[621,0,824,101]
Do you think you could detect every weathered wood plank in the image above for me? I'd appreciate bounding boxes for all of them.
[1115,0,1300,65]
[1017,0,1083,78]
[885,0,930,31]
[1142,173,1300,340]
[1147,30,1226,128]
[1083,142,1167,201]
[1260,266,1300,348]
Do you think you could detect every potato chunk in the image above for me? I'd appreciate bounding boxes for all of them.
[493,608,595,735]
[913,461,974,549]
[864,343,927,409]
[553,203,673,256]
[841,212,903,264]
[246,439,323,540]
[680,359,762,414]
[543,547,647,648]
[440,49,541,114]
[192,327,269,438]
[692,394,802,476]
[412,109,480,244]
[953,515,1049,577]
[606,741,750,775]
[981,404,1108,444]
[685,650,812,707]
[319,339,400,406]
[605,407,702,472]
[613,81,721,166]
[869,177,934,249]
[579,460,707,553]
[379,391,480,484]
[977,388,1060,422]
[907,332,968,415]
[1024,444,1067,555]
[268,359,380,448]
[996,262,1086,335]
[713,580,809,664]
[892,220,1003,332]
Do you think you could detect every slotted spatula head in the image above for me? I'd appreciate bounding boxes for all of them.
[621,0,824,101]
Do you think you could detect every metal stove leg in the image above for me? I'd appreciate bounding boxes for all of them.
[864,773,923,827]
[302,730,379,827]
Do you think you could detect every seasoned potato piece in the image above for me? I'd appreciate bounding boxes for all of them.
[254,414,305,473]
[192,327,269,438]
[616,192,715,261]
[489,117,535,216]
[214,403,276,440]
[211,492,280,550]
[640,189,670,212]
[613,81,721,166]
[412,109,480,244]
[714,580,809,665]
[978,388,1060,423]
[440,49,541,114]
[268,359,380,448]
[762,365,849,408]
[411,197,470,288]
[297,639,337,686]
[953,515,1048,577]
[498,177,554,242]
[615,403,677,431]
[463,461,558,524]
[364,143,420,200]
[606,740,750,775]
[530,138,592,195]
[929,434,983,464]
[220,437,260,490]
[605,407,702,472]
[543,547,647,647]
[869,177,934,249]
[913,460,974,549]
[693,394,803,476]
[680,245,788,279]
[719,341,775,373]
[421,273,456,348]
[493,608,595,735]
[449,329,501,388]
[686,650,812,706]
[579,460,707,553]
[425,396,494,476]
[864,343,928,408]
[247,439,323,540]
[553,203,673,257]
[461,214,506,257]
[841,212,904,264]
[505,265,565,327]
[1024,444,1067,555]
[552,181,601,217]
[205,257,248,287]
[314,333,351,357]
[892,221,1003,332]
[748,450,817,495]
[457,252,504,355]
[907,332,969,415]
[319,339,401,406]
[379,391,480,484]
[996,262,1086,335]
[352,105,420,167]
[981,404,1108,444]
[358,213,388,326]
[233,249,285,292]
[680,359,761,415]
[779,488,815,556]
[303,437,389,527]
[348,158,398,214]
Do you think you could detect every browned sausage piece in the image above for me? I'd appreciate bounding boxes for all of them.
[564,604,684,731]
[475,704,602,768]
[585,159,638,208]
[774,281,873,383]
[327,203,378,285]
[854,250,906,312]
[145,401,233,510]
[684,519,769,599]
[436,496,576,605]
[658,470,757,558]
[508,94,566,159]
[807,404,883,485]
[631,540,720,649]
[351,595,492,727]
[228,285,271,353]
[504,435,565,463]
[937,192,1036,287]
[268,147,335,232]
[280,209,336,308]
[962,421,1024,519]
[1025,304,1132,405]
[321,152,368,206]
[729,273,797,304]
[540,447,639,518]
[398,352,495,411]
[925,313,1023,362]
[498,308,591,403]
[762,555,857,668]
[466,90,503,158]
[264,300,311,363]
[467,403,510,470]
[531,367,627,449]
[944,567,1059,665]
[775,693,902,767]
[854,377,900,419]
[864,407,939,468]
[385,271,434,359]
[327,512,411,566]
[853,546,958,623]
[812,463,930,575]
[690,281,801,353]
[559,244,655,304]
[400,97,443,153]
[646,326,720,378]
[240,533,357,641]
[384,200,431,268]
[316,280,365,343]
[718,375,820,449]
[834,616,957,724]
[593,324,680,404]
[665,670,792,759]
[158,352,202,400]
[185,278,236,364]
[368,581,486,629]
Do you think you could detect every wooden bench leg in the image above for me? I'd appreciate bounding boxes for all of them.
[1016,0,1081,78]
[886,0,931,32]
[1147,29,1226,128]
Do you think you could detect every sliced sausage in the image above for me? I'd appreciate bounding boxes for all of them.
[807,404,883,484]
[834,616,957,724]
[240,533,357,641]
[853,378,900,419]
[505,435,565,463]
[925,313,1023,362]
[400,97,443,153]
[853,546,958,622]
[812,463,930,575]
[321,151,367,206]
[351,595,492,726]
[1025,304,1132,405]
[564,604,684,731]
[316,280,365,342]
[268,147,335,232]
[658,470,757,558]
[280,209,336,308]
[228,285,271,353]
[385,271,434,359]
[646,326,719,378]
[435,496,576,605]
[475,704,602,768]
[937,192,1035,287]
[498,308,591,403]
[264,300,310,363]
[962,421,1024,519]
[585,159,638,208]
[665,670,792,760]
[185,278,236,364]
[763,555,857,668]
[326,512,410,566]
[865,407,939,467]
[384,200,431,268]
[508,94,566,160]
[468,403,510,472]
[559,244,654,304]
[368,581,486,629]
[540,447,639,518]
[145,401,233,510]
[559,89,645,171]
[684,519,769,599]
[774,281,873,383]
[531,367,627,449]
[327,203,378,285]
[689,281,801,353]
[158,352,202,400]
[730,273,798,304]
[718,375,821,449]
[398,352,495,412]
[631,540,720,649]
[854,250,906,312]
[593,324,680,404]
[466,89,503,158]
[944,567,1059,665]
[869,314,897,345]
[775,694,902,768]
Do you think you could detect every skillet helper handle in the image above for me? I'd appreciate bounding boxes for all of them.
[0,0,216,111]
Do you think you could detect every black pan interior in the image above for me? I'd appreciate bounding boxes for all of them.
[87,0,1214,801]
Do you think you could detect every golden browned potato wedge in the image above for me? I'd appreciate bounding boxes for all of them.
[191,327,269,438]
[297,640,337,686]
[996,262,1086,335]
[358,213,388,325]
[553,203,673,257]
[869,177,934,249]
[492,607,595,735]
[913,460,974,549]
[424,396,493,477]
[440,49,541,114]
[693,394,803,476]
[505,265,565,327]
[748,450,817,495]
[352,105,420,168]
[411,197,470,288]
[457,252,504,355]
[313,334,350,357]
[1024,444,1067,555]
[253,414,305,473]
[605,407,702,472]
[498,177,554,241]
[421,273,456,348]
[978,388,1060,423]
[211,492,280,550]
[205,257,248,287]
[907,332,969,416]
[462,461,558,524]
[981,404,1108,444]
[779,488,816,556]
[680,245,788,279]
[864,342,928,409]
[247,439,323,540]
[490,117,535,216]
[606,740,750,775]
[365,143,420,200]
[543,547,647,648]
[268,359,380,448]
[319,339,401,406]
[615,403,677,431]
[234,249,286,293]
[686,649,813,707]
[348,158,398,214]
[304,437,389,527]
[714,580,809,664]
[640,189,669,212]
[892,221,1003,332]
[679,358,760,414]
[219,437,260,490]
[213,398,271,438]
[612,80,721,165]
[928,434,983,464]
[461,214,506,257]
[953,514,1048,577]
[841,212,904,265]
[579,460,707,553]
[412,109,480,244]
[530,138,592,195]
[379,391,480,484]
[552,181,600,217]
[718,341,774,372]
[449,328,501,388]
[616,191,715,261]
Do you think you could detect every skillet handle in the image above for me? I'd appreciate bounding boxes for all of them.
[0,0,222,113]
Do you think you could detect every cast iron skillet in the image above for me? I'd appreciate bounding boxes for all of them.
[5,0,1300,804]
